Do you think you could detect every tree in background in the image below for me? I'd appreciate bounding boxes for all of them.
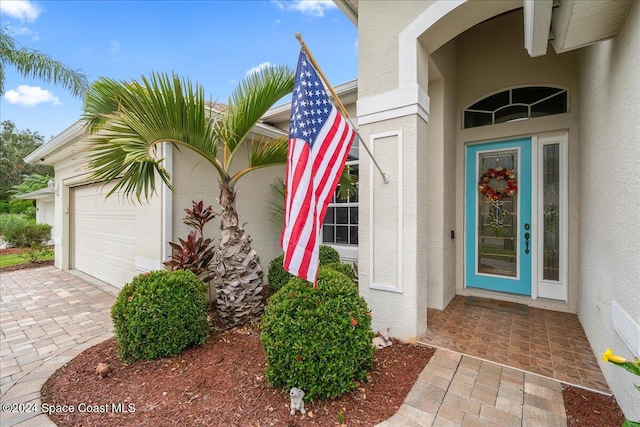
[8,173,52,199]
[0,121,53,202]
[0,27,88,97]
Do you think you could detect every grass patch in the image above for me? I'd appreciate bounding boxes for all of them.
[0,250,54,268]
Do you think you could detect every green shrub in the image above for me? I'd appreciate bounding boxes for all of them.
[19,244,54,264]
[0,201,9,214]
[0,215,49,248]
[111,270,209,364]
[261,267,374,401]
[267,245,341,295]
[323,262,356,282]
[0,213,32,234]
[9,200,35,217]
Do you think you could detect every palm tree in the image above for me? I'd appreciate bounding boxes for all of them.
[8,173,52,199]
[83,69,294,328]
[0,27,88,97]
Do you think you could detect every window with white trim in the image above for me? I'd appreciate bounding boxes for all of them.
[322,160,358,245]
[322,140,359,248]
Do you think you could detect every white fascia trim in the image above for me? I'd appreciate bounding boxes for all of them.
[524,0,553,57]
[398,0,467,87]
[24,120,86,164]
[357,85,430,125]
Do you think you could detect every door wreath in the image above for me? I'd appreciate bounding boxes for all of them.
[478,167,517,235]
[478,167,517,200]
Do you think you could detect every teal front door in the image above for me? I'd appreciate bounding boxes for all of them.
[465,138,532,295]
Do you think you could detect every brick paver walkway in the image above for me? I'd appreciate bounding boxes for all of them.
[0,266,117,427]
[378,348,567,426]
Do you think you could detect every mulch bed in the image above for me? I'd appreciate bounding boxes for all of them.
[42,329,434,426]
[562,383,626,426]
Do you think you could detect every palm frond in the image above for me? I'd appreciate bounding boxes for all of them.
[83,72,223,202]
[1,28,88,97]
[219,65,294,169]
[337,165,357,201]
[268,177,286,228]
[230,135,288,185]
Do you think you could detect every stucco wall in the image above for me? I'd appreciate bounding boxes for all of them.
[426,39,458,310]
[357,113,430,341]
[576,1,640,419]
[357,1,433,97]
[170,144,285,278]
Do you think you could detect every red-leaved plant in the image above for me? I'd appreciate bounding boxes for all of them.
[164,201,218,304]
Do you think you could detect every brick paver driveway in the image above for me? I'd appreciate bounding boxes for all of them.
[1,266,117,426]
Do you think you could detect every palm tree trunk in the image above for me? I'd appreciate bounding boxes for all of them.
[214,181,264,328]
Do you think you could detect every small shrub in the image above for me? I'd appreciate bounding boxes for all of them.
[261,267,374,401]
[19,244,54,263]
[267,245,341,295]
[319,245,340,264]
[0,214,32,235]
[1,216,50,248]
[111,270,209,364]
[323,262,356,282]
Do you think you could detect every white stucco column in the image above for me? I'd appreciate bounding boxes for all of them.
[356,85,430,341]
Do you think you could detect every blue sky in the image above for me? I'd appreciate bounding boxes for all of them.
[1,0,357,140]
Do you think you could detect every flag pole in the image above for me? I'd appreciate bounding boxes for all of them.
[295,33,390,184]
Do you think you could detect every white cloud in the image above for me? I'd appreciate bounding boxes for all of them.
[6,25,40,41]
[272,0,337,18]
[246,62,273,77]
[4,85,61,107]
[0,0,41,22]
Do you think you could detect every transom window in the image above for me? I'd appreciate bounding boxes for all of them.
[464,86,568,129]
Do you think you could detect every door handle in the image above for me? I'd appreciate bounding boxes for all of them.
[524,223,530,254]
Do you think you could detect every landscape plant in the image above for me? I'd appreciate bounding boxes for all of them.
[19,243,54,264]
[111,270,209,363]
[266,245,341,296]
[83,68,294,329]
[164,200,218,305]
[0,215,51,248]
[602,348,640,427]
[261,266,374,401]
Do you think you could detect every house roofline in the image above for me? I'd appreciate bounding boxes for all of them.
[24,120,86,165]
[262,79,358,124]
[333,0,358,26]
[14,187,55,200]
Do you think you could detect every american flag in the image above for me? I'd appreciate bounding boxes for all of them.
[281,50,356,284]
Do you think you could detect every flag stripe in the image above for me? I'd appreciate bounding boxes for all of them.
[281,50,356,284]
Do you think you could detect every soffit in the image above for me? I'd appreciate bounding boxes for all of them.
[551,0,634,53]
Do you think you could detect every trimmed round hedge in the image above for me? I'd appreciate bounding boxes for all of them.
[267,245,341,296]
[111,270,209,363]
[261,267,374,401]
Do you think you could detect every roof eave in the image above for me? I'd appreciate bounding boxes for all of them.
[24,120,87,165]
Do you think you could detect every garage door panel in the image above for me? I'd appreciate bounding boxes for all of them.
[72,183,137,288]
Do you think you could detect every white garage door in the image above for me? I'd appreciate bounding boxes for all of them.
[72,182,137,288]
